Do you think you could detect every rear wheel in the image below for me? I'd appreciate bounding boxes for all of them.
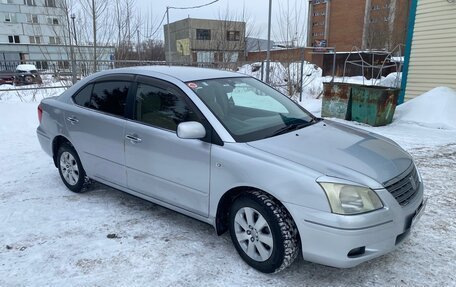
[57,142,87,193]
[229,190,300,273]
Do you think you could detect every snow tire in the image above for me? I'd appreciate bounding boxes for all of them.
[229,190,300,273]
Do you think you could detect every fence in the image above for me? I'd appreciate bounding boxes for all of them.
[0,58,323,103]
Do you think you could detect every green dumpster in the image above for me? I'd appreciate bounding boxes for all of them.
[350,85,400,126]
[321,82,352,120]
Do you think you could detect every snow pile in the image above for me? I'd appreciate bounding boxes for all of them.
[379,72,401,88]
[395,87,456,130]
[238,62,323,99]
[322,73,401,88]
[238,62,288,95]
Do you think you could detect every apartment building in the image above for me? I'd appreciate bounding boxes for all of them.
[0,0,113,71]
[164,18,246,64]
[307,0,411,51]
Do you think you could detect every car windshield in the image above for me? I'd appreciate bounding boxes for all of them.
[188,77,316,142]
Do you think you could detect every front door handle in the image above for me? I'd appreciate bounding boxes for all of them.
[66,116,79,124]
[126,134,142,144]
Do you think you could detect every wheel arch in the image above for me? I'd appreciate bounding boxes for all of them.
[215,186,299,239]
[52,135,72,167]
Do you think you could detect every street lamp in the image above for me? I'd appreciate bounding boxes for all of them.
[71,14,77,46]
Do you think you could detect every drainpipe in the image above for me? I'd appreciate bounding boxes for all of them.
[399,0,418,104]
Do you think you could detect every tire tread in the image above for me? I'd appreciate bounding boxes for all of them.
[245,190,300,273]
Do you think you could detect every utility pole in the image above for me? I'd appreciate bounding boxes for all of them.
[166,6,172,64]
[137,29,141,61]
[68,11,76,84]
[265,0,272,83]
[92,0,97,73]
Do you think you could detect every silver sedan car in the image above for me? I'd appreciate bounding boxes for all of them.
[36,66,426,273]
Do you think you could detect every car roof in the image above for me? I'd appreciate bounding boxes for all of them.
[16,64,37,71]
[102,66,247,82]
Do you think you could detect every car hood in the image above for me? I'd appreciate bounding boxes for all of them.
[247,120,412,186]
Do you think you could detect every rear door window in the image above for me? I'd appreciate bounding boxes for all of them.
[72,84,92,107]
[90,81,130,117]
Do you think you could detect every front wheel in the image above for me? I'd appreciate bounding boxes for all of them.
[229,190,300,273]
[24,75,34,84]
[57,142,87,193]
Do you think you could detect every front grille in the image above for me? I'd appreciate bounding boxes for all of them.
[384,165,420,206]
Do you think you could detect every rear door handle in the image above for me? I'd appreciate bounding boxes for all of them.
[126,134,142,144]
[66,116,79,124]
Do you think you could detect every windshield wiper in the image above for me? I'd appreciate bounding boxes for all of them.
[270,121,314,137]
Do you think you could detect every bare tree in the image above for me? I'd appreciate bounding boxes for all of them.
[270,0,317,98]
[364,0,407,51]
[79,0,112,72]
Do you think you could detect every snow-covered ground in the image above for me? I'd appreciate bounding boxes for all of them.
[1,82,455,286]
[0,74,68,103]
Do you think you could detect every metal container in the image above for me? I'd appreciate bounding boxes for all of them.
[321,82,352,120]
[350,85,400,126]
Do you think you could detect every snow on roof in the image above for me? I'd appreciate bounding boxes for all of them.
[396,87,456,130]
[16,64,37,71]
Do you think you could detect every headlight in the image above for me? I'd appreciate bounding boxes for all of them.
[319,183,383,215]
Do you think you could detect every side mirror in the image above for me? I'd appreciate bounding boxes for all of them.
[177,121,206,139]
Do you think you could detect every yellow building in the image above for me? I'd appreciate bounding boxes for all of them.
[402,0,456,100]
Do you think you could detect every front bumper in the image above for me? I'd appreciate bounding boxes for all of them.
[283,184,425,268]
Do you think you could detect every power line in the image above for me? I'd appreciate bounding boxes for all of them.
[142,0,221,40]
[146,10,167,39]
[169,0,220,10]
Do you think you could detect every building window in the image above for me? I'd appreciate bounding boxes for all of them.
[27,14,39,24]
[226,31,240,41]
[196,29,211,40]
[29,36,41,44]
[35,61,48,70]
[29,36,38,43]
[8,35,20,43]
[49,36,61,44]
[57,61,69,69]
[4,13,16,22]
[45,0,56,7]
[372,4,380,10]
[24,0,36,6]
[47,17,59,25]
